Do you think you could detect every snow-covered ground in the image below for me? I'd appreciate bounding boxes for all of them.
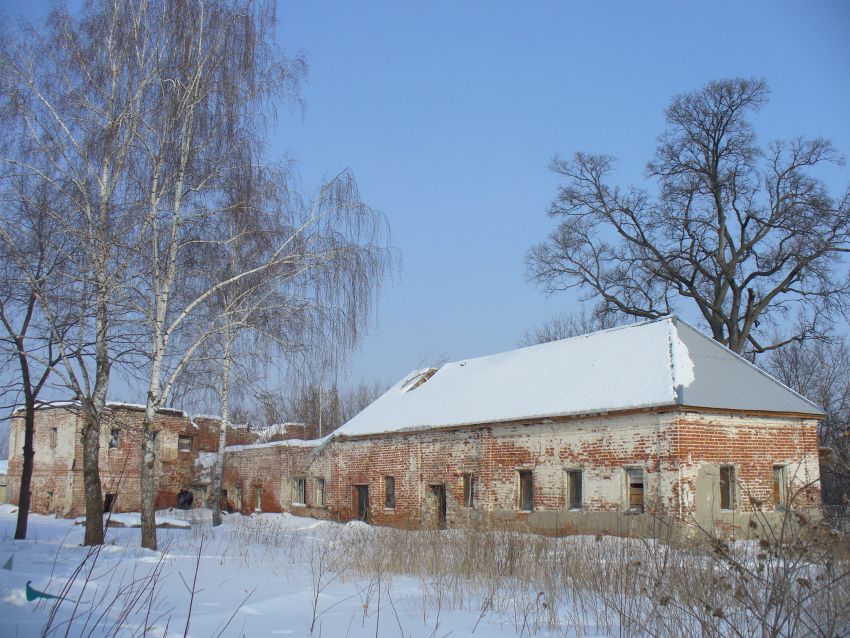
[0,505,609,637]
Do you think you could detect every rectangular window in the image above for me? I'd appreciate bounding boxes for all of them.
[109,428,120,449]
[463,473,475,508]
[292,477,306,505]
[315,478,326,507]
[47,491,55,513]
[49,427,57,448]
[567,469,583,509]
[384,476,395,509]
[627,468,644,512]
[772,465,786,507]
[234,486,242,510]
[254,487,262,511]
[719,465,736,510]
[519,470,533,511]
[177,435,192,452]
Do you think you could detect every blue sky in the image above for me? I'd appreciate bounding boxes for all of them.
[2,0,849,394]
[272,1,850,386]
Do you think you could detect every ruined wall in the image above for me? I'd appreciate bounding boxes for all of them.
[7,405,221,516]
[221,441,316,514]
[218,408,822,539]
[665,410,821,535]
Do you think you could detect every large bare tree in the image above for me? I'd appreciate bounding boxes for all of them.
[527,79,850,355]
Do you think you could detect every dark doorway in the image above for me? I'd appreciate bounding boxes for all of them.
[355,485,369,522]
[431,484,447,528]
[103,493,116,513]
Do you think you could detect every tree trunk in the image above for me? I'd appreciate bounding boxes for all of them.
[140,411,158,550]
[211,324,233,527]
[14,404,36,539]
[81,412,104,546]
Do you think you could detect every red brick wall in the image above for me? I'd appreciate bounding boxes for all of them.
[7,405,222,516]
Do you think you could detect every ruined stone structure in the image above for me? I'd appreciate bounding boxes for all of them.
[6,318,823,539]
[5,404,256,516]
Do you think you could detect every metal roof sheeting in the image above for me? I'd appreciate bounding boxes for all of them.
[334,316,823,438]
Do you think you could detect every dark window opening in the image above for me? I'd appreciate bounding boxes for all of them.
[177,435,192,452]
[315,478,325,507]
[567,469,583,509]
[463,473,475,508]
[384,476,395,509]
[103,493,116,513]
[431,484,447,528]
[49,427,57,448]
[627,468,644,512]
[109,428,120,449]
[720,465,736,510]
[355,485,369,522]
[519,470,533,511]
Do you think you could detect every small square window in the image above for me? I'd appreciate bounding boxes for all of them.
[567,469,583,509]
[315,478,326,507]
[109,428,120,449]
[720,465,736,510]
[384,476,395,509]
[462,473,475,508]
[518,470,533,511]
[292,477,306,505]
[177,435,192,452]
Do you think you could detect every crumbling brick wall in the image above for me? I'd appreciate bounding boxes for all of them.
[7,405,222,516]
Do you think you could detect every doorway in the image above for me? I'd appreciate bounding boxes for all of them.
[431,484,447,529]
[355,485,369,522]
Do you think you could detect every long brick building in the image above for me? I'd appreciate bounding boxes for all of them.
[7,317,823,538]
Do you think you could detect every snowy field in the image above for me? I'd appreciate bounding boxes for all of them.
[1,505,846,637]
[0,506,609,637]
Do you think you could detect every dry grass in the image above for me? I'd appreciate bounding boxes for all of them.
[225,510,850,637]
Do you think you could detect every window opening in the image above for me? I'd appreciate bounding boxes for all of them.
[292,477,306,505]
[719,465,736,510]
[254,487,262,511]
[103,493,116,513]
[567,469,583,509]
[384,476,395,509]
[772,465,786,507]
[519,470,533,511]
[627,468,644,512]
[109,428,120,449]
[49,427,57,448]
[463,473,475,508]
[315,478,326,507]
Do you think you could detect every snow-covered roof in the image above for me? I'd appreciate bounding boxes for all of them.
[225,436,327,453]
[333,317,823,438]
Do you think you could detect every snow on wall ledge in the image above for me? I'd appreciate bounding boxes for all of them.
[335,317,823,438]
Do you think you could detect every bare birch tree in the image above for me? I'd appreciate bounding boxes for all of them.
[1,2,151,545]
[527,78,850,355]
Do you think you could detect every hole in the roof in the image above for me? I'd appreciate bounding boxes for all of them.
[401,368,438,393]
